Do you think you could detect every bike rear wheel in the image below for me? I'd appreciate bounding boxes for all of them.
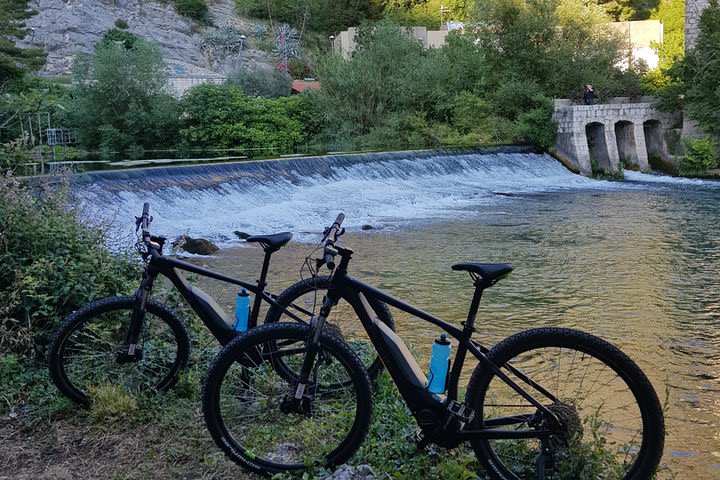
[265,275,393,382]
[202,322,372,476]
[48,296,190,405]
[465,328,664,480]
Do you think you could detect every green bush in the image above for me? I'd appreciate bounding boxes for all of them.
[0,176,137,359]
[226,68,292,98]
[175,0,209,22]
[114,18,129,30]
[678,137,718,176]
[179,84,320,152]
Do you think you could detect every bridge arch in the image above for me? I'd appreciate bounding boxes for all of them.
[614,120,640,169]
[643,120,668,164]
[585,122,612,171]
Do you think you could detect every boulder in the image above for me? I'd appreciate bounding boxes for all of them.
[361,224,374,231]
[173,235,219,255]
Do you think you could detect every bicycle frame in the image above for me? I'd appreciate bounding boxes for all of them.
[313,246,559,445]
[127,242,303,349]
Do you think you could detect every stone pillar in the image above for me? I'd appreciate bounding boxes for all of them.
[633,122,651,171]
[604,121,621,173]
[686,0,710,52]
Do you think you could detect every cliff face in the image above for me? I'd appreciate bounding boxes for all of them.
[19,0,272,77]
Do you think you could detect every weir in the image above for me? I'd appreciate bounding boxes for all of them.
[74,148,611,246]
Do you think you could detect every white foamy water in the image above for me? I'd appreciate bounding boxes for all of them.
[74,150,671,247]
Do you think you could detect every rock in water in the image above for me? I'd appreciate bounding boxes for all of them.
[174,235,219,255]
[361,224,374,231]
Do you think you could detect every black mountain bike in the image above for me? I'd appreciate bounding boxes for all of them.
[202,215,665,479]
[48,204,393,405]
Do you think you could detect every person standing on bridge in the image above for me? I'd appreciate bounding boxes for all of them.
[583,84,595,105]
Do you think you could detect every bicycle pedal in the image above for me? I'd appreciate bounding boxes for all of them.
[446,400,475,424]
[413,430,429,450]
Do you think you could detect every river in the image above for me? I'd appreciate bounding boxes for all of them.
[76,149,720,477]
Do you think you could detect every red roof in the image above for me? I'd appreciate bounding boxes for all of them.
[291,80,321,93]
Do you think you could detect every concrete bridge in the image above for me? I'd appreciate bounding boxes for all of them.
[553,98,679,176]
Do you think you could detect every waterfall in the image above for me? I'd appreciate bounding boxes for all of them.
[73,148,626,247]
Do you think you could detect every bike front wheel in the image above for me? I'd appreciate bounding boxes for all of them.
[48,296,191,405]
[202,322,373,476]
[265,275,394,382]
[465,328,664,480]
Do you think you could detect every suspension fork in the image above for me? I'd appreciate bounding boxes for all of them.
[291,287,338,399]
[119,265,159,361]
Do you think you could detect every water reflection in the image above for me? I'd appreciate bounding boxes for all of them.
[193,181,719,477]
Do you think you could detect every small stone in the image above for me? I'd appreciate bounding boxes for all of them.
[361,224,374,231]
[324,464,375,480]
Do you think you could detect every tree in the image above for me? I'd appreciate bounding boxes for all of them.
[179,84,318,152]
[382,0,470,29]
[0,0,46,84]
[650,0,684,69]
[470,0,632,100]
[315,21,429,141]
[69,32,180,157]
[684,0,720,143]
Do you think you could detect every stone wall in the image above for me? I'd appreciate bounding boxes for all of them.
[686,0,710,51]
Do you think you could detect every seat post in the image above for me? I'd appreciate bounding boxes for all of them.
[248,247,275,328]
[463,280,488,334]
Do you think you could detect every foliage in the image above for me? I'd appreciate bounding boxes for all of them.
[98,28,141,49]
[235,0,382,34]
[114,18,129,30]
[226,67,292,97]
[591,0,658,21]
[199,25,247,65]
[69,33,181,156]
[678,137,718,176]
[179,84,320,152]
[175,0,209,22]
[0,0,46,84]
[382,0,470,29]
[469,0,632,100]
[0,175,137,359]
[0,77,74,170]
[650,0,684,69]
[684,0,720,143]
[315,21,429,142]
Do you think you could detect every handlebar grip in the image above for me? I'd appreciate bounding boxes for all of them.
[333,213,345,228]
[142,203,150,216]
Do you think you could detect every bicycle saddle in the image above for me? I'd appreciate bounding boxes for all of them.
[246,232,293,251]
[451,262,514,281]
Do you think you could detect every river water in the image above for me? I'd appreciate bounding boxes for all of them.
[77,149,720,477]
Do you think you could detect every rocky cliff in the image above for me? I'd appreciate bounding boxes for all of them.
[19,0,273,77]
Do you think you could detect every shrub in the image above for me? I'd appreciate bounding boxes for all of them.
[114,18,129,30]
[678,137,718,176]
[0,175,137,359]
[227,68,291,98]
[175,0,209,22]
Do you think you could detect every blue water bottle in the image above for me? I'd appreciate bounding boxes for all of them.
[427,333,451,394]
[234,289,250,331]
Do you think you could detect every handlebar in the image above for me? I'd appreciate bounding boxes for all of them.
[321,213,345,270]
[136,203,161,252]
